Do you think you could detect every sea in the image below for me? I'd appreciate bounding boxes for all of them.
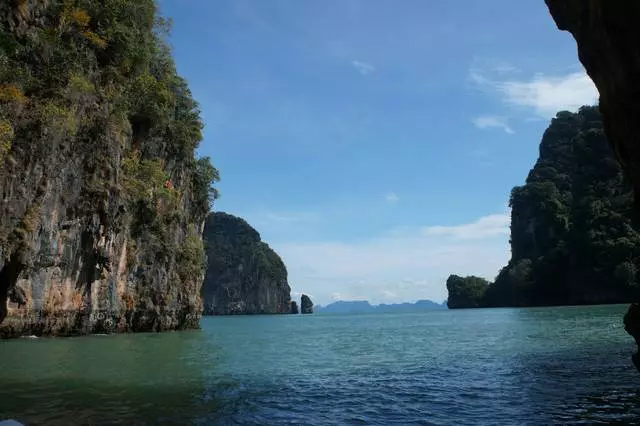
[1,304,639,425]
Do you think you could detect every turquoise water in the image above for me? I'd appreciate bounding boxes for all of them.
[0,305,639,425]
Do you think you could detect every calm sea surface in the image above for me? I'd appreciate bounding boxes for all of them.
[1,305,639,425]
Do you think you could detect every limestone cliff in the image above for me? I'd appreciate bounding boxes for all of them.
[0,0,218,337]
[301,294,313,314]
[201,212,291,315]
[545,1,640,369]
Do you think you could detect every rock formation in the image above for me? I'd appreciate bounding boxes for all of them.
[545,1,640,369]
[0,0,218,337]
[447,107,640,309]
[301,294,313,314]
[290,301,299,314]
[201,212,291,315]
[446,275,490,309]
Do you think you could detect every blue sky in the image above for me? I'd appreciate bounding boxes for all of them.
[158,0,598,306]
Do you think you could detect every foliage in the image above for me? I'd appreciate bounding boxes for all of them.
[176,230,205,283]
[446,275,490,309]
[121,150,168,202]
[0,119,13,162]
[447,106,640,308]
[191,157,220,219]
[202,212,287,287]
[0,84,27,105]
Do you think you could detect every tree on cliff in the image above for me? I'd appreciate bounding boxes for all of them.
[446,275,490,309]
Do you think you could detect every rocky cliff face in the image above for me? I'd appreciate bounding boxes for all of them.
[201,212,291,315]
[488,107,640,307]
[446,107,640,309]
[301,294,313,314]
[0,0,218,337]
[545,1,640,369]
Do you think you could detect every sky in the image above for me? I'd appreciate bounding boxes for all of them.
[157,0,599,306]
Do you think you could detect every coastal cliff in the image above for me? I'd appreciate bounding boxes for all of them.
[447,107,640,309]
[0,0,218,337]
[201,212,291,315]
[545,0,640,370]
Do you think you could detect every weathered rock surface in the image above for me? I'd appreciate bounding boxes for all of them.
[301,294,313,314]
[545,0,640,369]
[0,0,217,337]
[201,212,291,315]
[291,301,299,314]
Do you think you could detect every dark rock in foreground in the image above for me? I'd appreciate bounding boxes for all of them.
[301,294,313,314]
[201,212,291,315]
[290,301,299,314]
[545,1,640,370]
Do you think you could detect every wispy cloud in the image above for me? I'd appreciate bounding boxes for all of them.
[422,213,509,240]
[264,211,321,223]
[352,60,376,76]
[470,68,599,117]
[493,64,520,75]
[380,290,397,300]
[472,115,514,134]
[385,192,399,204]
[276,210,510,306]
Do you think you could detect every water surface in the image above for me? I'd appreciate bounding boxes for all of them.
[0,305,638,425]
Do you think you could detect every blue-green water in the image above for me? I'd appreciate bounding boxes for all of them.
[1,305,639,425]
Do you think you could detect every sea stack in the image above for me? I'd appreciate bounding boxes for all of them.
[301,294,314,314]
[290,301,299,314]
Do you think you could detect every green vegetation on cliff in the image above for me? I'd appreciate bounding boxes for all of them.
[447,106,640,309]
[202,212,291,315]
[0,0,218,332]
[446,275,490,309]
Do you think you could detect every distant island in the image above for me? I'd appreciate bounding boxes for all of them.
[447,106,640,309]
[316,299,446,314]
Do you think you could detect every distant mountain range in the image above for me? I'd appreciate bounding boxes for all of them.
[315,300,446,314]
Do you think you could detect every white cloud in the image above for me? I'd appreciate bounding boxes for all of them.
[380,290,397,300]
[264,211,321,223]
[276,211,511,306]
[470,68,599,118]
[422,213,509,240]
[238,208,321,226]
[493,64,520,75]
[472,115,514,134]
[330,292,366,302]
[385,192,399,203]
[352,60,376,75]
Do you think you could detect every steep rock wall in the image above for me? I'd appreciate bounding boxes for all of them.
[202,212,291,315]
[0,0,218,337]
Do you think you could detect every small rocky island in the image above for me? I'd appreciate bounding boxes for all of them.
[201,212,292,315]
[301,294,314,314]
